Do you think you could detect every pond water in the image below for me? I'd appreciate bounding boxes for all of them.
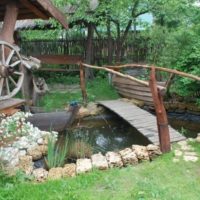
[58,114,150,155]
[57,111,200,157]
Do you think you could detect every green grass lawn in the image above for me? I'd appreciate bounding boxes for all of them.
[39,77,119,111]
[1,142,200,200]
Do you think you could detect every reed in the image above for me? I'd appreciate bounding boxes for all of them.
[45,136,68,169]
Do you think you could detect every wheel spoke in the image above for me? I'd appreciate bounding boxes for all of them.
[6,50,15,65]
[5,78,10,95]
[9,76,17,86]
[14,71,23,76]
[1,44,5,65]
[10,60,21,67]
[0,78,4,96]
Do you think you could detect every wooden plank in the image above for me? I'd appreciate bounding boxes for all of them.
[0,98,26,114]
[98,99,186,145]
[19,0,49,19]
[35,55,83,64]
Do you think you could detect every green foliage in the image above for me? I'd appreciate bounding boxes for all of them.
[39,77,119,111]
[45,137,68,169]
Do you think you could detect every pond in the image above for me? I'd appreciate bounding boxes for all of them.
[58,114,151,157]
[57,110,200,160]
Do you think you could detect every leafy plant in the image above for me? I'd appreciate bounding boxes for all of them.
[45,136,68,169]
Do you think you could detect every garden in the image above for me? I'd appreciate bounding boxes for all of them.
[1,0,200,199]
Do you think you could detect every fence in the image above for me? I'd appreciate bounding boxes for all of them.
[20,38,149,64]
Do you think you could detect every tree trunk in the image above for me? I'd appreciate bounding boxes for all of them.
[107,19,113,64]
[85,23,94,80]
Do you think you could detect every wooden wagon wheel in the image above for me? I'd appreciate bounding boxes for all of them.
[0,41,24,100]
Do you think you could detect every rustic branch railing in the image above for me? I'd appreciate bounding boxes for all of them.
[79,62,200,153]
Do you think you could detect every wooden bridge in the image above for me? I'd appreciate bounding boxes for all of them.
[80,63,200,152]
[98,99,185,145]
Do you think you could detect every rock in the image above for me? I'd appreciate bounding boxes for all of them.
[76,159,92,174]
[105,151,123,168]
[62,164,76,177]
[33,168,48,182]
[184,152,198,157]
[13,137,30,150]
[87,102,103,115]
[132,145,150,161]
[18,155,33,175]
[119,148,138,166]
[0,147,20,167]
[183,155,198,162]
[180,145,194,151]
[174,150,183,157]
[91,153,109,170]
[77,107,90,118]
[37,138,44,145]
[48,167,63,180]
[196,136,200,143]
[27,147,43,161]
[19,150,27,157]
[37,145,48,156]
[147,144,162,159]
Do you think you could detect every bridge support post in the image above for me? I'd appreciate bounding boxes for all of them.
[80,63,88,106]
[149,67,171,153]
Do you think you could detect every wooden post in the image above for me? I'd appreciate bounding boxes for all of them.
[80,63,87,106]
[149,66,171,153]
[0,1,18,44]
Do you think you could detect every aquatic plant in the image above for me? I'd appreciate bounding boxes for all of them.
[45,136,68,169]
[68,140,93,159]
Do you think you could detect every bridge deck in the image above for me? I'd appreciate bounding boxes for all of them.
[98,99,186,145]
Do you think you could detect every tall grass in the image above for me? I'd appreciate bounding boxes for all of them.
[45,137,68,169]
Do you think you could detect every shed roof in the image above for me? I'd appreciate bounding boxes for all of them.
[0,0,68,29]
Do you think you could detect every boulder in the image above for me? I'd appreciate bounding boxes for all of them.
[91,153,109,170]
[33,168,48,182]
[27,147,43,161]
[62,164,76,178]
[119,148,138,166]
[76,159,92,174]
[48,167,63,180]
[105,151,123,168]
[18,155,33,175]
[147,144,162,159]
[37,145,48,156]
[132,145,150,161]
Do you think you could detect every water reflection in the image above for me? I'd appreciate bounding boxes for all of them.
[59,115,150,154]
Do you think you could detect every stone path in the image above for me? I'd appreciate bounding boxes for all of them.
[173,139,199,163]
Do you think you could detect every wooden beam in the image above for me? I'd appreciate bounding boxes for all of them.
[105,63,200,82]
[149,67,171,153]
[19,0,49,19]
[35,55,83,65]
[0,1,18,44]
[80,63,88,105]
